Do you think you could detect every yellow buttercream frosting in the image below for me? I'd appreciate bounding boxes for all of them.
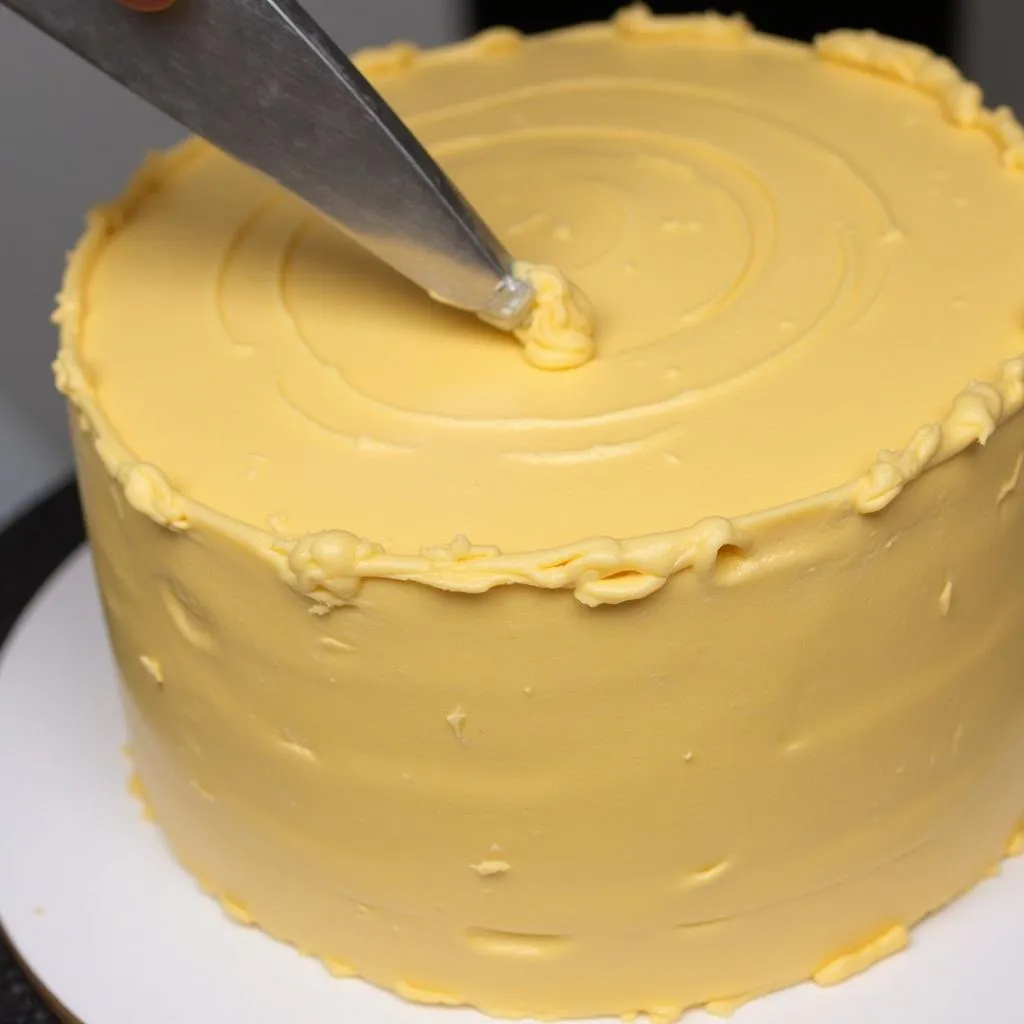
[57,8,1024,1021]
[812,924,909,986]
[511,260,595,370]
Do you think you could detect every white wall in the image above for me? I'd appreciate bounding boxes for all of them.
[0,0,464,529]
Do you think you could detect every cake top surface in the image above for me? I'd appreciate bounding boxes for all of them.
[60,7,1024,567]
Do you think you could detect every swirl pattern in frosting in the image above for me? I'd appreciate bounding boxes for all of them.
[60,14,1024,572]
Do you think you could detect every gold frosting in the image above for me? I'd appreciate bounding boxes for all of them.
[815,30,985,127]
[812,925,909,986]
[815,29,1024,169]
[58,10,1024,1022]
[511,260,595,370]
[57,12,1024,594]
[613,4,751,43]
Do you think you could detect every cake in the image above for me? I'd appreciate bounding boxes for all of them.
[54,5,1024,1020]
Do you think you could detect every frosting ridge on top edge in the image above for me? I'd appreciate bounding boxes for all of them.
[53,10,1024,606]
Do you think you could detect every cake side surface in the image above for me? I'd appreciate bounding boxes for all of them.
[58,7,1024,1020]
[78,405,1024,1018]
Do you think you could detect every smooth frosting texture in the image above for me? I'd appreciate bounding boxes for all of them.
[58,7,1024,1021]
[58,8,1024,566]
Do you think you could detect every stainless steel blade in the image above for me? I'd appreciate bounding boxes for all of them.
[2,0,533,325]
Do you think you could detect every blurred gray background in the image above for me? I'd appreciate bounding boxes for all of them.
[0,0,1019,527]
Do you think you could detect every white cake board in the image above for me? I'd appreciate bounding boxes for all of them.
[0,546,1020,1024]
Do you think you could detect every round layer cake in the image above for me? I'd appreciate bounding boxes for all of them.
[56,6,1024,1020]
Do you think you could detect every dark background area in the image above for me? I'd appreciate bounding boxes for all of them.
[472,0,955,54]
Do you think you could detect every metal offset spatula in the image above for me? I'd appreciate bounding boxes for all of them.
[1,0,535,328]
